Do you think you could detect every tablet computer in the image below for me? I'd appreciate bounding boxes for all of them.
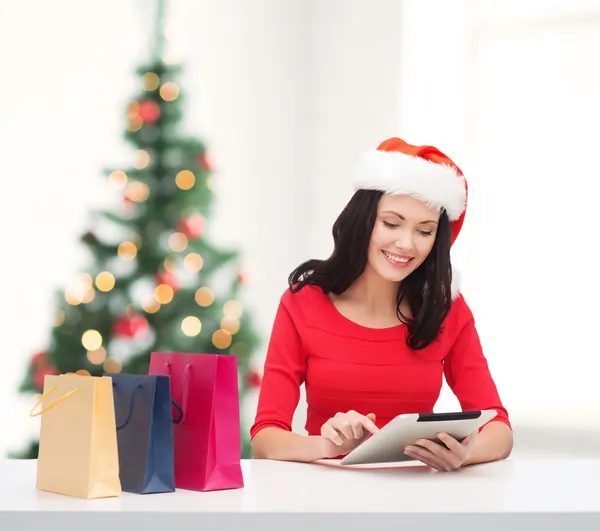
[340,409,497,466]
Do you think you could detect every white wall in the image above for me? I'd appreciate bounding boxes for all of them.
[0,0,143,454]
[1,0,599,457]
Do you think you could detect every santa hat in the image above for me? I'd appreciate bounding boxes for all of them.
[353,138,467,245]
[354,137,467,299]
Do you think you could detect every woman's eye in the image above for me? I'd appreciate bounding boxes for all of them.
[382,221,398,228]
[418,230,433,236]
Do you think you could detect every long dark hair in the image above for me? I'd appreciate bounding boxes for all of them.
[288,190,453,350]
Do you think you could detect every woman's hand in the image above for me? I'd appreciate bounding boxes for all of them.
[404,431,478,471]
[320,410,379,458]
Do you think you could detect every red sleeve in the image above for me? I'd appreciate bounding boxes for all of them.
[249,293,307,439]
[443,299,511,430]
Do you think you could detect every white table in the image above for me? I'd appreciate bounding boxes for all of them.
[1,457,599,530]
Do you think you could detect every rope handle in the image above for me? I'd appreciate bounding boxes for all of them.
[29,387,81,417]
[172,399,183,424]
[112,381,184,427]
[113,382,142,430]
[164,361,192,424]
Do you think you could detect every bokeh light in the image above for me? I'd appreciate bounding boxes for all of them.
[223,300,243,319]
[181,316,202,337]
[184,253,204,272]
[160,82,179,101]
[168,232,188,252]
[212,329,232,349]
[195,287,214,307]
[175,170,195,190]
[103,357,122,374]
[108,171,128,190]
[87,347,107,364]
[82,330,102,351]
[155,284,174,304]
[142,72,160,91]
[118,241,137,260]
[95,271,116,292]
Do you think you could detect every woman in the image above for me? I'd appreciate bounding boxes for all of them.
[250,137,513,471]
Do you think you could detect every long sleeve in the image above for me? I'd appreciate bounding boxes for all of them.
[443,304,511,429]
[249,296,307,439]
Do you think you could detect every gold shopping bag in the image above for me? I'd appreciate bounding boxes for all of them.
[31,374,122,499]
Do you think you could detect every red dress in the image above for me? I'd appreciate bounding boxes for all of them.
[250,285,510,439]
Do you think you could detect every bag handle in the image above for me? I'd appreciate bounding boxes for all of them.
[164,361,192,424]
[112,381,184,427]
[171,399,183,424]
[29,387,81,417]
[112,382,142,430]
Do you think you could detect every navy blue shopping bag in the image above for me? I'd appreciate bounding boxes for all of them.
[107,373,180,494]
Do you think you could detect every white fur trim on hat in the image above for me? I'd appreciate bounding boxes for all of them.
[354,150,467,221]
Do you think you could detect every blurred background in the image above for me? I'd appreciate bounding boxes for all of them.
[1,0,599,458]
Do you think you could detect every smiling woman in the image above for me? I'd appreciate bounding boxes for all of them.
[249,137,513,471]
[366,194,450,340]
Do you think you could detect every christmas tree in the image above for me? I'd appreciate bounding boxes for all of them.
[15,0,261,459]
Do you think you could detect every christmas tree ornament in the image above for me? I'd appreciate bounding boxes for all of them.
[197,152,214,172]
[112,314,149,338]
[138,100,161,124]
[245,370,262,389]
[155,269,179,291]
[176,213,205,239]
[30,351,47,368]
[33,365,59,391]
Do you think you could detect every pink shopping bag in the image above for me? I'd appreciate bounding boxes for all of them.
[148,352,243,491]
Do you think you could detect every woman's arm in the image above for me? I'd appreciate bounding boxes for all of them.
[442,299,513,465]
[252,411,380,462]
[463,420,513,466]
[249,294,311,460]
[251,428,328,462]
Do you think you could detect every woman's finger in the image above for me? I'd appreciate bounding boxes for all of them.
[360,414,380,435]
[436,432,465,455]
[349,420,364,439]
[415,438,456,460]
[344,411,379,437]
[331,418,354,440]
[414,439,463,470]
[404,445,450,471]
[321,423,344,445]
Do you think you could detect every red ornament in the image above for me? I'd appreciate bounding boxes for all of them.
[196,152,214,172]
[33,366,59,391]
[31,351,47,368]
[237,271,249,285]
[156,270,179,291]
[138,100,161,124]
[177,214,205,240]
[112,314,149,338]
[245,370,262,389]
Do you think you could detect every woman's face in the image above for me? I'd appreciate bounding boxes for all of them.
[366,194,441,283]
